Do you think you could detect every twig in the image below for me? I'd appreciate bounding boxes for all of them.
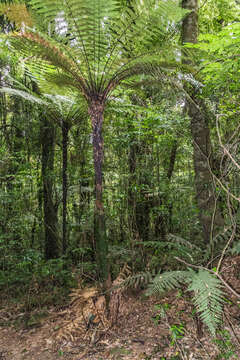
[216,192,236,273]
[174,257,240,299]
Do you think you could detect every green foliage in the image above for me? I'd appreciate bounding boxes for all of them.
[147,269,225,335]
[187,23,240,95]
[199,0,240,33]
[0,247,76,307]
[188,270,224,335]
[169,323,185,345]
[213,329,238,359]
[146,270,189,296]
[140,234,202,267]
[0,0,237,349]
[1,0,188,97]
[120,271,153,289]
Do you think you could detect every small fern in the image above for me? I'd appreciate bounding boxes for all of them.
[147,269,225,335]
[139,234,201,262]
[146,270,189,296]
[119,271,153,290]
[187,270,224,335]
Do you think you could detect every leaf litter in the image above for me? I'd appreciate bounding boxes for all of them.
[0,257,240,359]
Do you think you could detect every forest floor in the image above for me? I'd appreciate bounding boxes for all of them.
[1,257,240,360]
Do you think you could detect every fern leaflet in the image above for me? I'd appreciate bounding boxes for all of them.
[187,270,224,335]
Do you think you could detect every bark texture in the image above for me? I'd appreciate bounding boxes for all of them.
[41,117,60,259]
[89,100,108,282]
[62,120,69,254]
[182,0,224,244]
[128,134,151,243]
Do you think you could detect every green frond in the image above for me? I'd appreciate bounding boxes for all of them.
[139,240,195,262]
[37,72,83,94]
[121,271,153,289]
[4,0,188,96]
[0,87,48,106]
[28,0,120,86]
[9,30,87,92]
[0,83,87,126]
[147,269,225,335]
[167,234,202,252]
[187,270,225,335]
[146,270,190,296]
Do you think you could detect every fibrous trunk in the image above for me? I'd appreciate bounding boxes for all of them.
[89,100,108,282]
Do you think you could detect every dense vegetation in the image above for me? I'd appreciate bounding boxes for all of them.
[0,0,240,342]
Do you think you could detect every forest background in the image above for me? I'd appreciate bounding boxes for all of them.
[0,0,240,346]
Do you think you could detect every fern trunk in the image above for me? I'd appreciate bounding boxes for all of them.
[89,100,108,282]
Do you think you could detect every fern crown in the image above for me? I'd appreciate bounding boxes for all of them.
[1,0,188,101]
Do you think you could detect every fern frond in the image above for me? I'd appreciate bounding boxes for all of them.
[10,30,87,91]
[187,270,224,335]
[0,83,86,125]
[3,0,188,96]
[139,233,202,262]
[122,271,153,289]
[140,240,193,261]
[146,270,190,296]
[167,234,202,252]
[0,87,48,106]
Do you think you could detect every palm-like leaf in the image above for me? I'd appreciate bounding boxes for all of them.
[2,0,188,99]
[0,75,87,125]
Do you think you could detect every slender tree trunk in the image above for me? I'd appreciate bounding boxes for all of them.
[89,100,108,282]
[182,0,224,244]
[154,140,178,238]
[128,131,138,238]
[41,117,60,259]
[62,120,69,254]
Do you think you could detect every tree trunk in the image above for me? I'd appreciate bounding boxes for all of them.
[154,140,178,238]
[89,100,108,282]
[41,117,60,259]
[128,134,152,243]
[182,0,224,244]
[62,120,69,254]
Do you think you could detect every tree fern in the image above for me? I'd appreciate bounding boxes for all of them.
[0,0,188,281]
